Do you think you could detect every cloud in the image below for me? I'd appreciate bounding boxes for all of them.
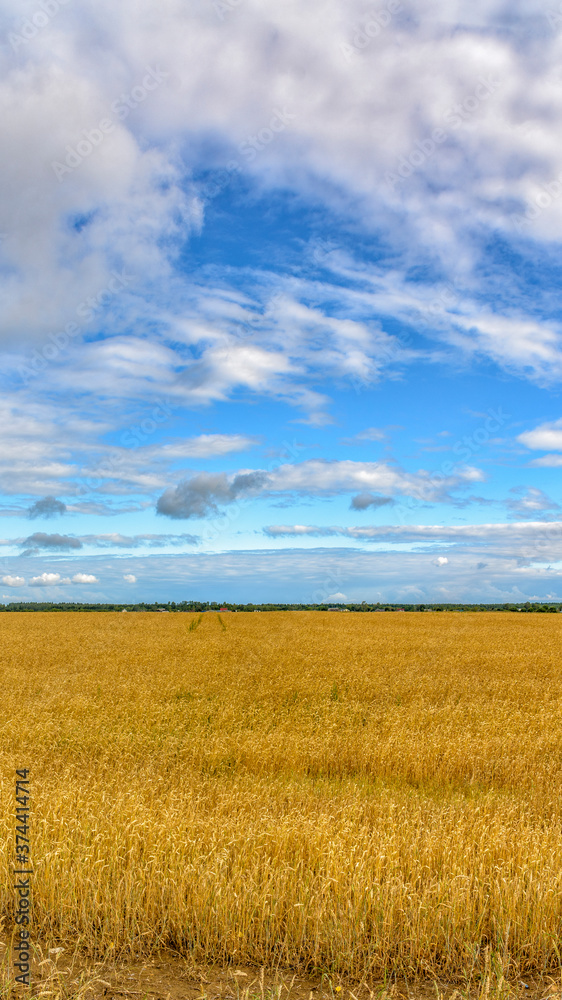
[29,573,64,586]
[28,547,561,605]
[156,459,484,519]
[518,421,562,465]
[433,556,449,566]
[123,574,137,583]
[0,532,200,554]
[518,420,562,451]
[156,471,268,519]
[80,533,199,548]
[505,487,560,518]
[350,493,394,511]
[156,434,259,458]
[529,455,562,468]
[267,460,484,498]
[27,570,97,585]
[326,593,347,602]
[27,496,67,519]
[2,0,562,403]
[2,575,25,587]
[21,533,82,551]
[342,428,388,445]
[262,521,562,550]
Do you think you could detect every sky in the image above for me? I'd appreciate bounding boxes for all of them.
[0,0,562,605]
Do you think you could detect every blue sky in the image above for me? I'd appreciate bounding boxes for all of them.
[1,0,562,603]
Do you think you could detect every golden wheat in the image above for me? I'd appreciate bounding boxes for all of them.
[1,611,561,984]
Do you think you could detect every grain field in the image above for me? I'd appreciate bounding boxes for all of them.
[1,611,561,987]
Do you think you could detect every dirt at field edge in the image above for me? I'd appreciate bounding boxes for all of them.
[1,946,560,1000]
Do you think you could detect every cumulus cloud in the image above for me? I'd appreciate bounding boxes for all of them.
[27,496,67,519]
[267,460,484,499]
[350,493,394,511]
[29,573,64,586]
[518,421,562,466]
[123,574,137,583]
[433,556,449,566]
[518,420,562,451]
[27,570,97,585]
[156,459,484,519]
[2,575,25,587]
[157,471,268,519]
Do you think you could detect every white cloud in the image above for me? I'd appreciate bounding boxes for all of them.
[123,573,137,583]
[326,592,347,602]
[2,575,25,587]
[433,556,449,566]
[2,0,561,391]
[448,314,562,383]
[350,428,388,442]
[518,419,562,451]
[0,392,261,500]
[156,459,484,519]
[29,572,63,586]
[505,487,560,517]
[158,434,259,458]
[266,459,483,500]
[72,573,98,583]
[38,548,562,605]
[264,522,562,544]
[530,455,562,467]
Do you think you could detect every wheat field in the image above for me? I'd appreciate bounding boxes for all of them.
[1,611,562,986]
